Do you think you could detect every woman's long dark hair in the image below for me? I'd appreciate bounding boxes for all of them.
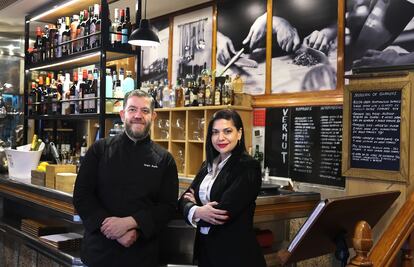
[205,109,247,167]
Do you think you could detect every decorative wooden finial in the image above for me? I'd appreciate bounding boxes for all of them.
[347,221,373,267]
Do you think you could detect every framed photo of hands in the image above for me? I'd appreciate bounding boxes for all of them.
[271,0,338,94]
[215,0,345,107]
[216,0,267,95]
[345,0,414,74]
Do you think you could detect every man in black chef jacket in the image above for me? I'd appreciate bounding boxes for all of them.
[73,89,178,267]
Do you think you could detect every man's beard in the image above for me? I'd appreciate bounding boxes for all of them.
[124,120,151,140]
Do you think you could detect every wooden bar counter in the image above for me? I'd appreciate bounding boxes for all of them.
[0,175,320,266]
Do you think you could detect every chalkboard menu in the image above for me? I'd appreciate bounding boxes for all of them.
[350,90,401,171]
[265,106,344,187]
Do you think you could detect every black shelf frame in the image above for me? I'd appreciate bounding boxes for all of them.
[23,0,141,143]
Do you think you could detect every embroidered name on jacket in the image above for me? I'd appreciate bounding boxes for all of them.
[144,163,158,168]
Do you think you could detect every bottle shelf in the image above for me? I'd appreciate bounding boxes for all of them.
[153,139,169,143]
[26,113,119,120]
[27,48,136,71]
[29,0,99,23]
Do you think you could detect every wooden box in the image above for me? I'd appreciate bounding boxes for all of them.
[55,173,77,194]
[45,165,76,189]
[31,170,46,187]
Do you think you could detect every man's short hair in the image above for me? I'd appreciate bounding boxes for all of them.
[123,89,155,111]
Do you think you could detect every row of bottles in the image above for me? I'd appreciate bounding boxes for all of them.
[41,132,88,169]
[27,4,133,64]
[110,7,132,48]
[28,69,99,115]
[140,74,235,109]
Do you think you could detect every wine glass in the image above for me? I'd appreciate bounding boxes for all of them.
[173,118,185,140]
[157,119,170,139]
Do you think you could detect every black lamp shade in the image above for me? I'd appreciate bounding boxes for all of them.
[128,19,160,47]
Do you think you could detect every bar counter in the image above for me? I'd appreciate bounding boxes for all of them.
[0,175,320,266]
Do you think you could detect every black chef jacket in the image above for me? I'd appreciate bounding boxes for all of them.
[73,133,178,267]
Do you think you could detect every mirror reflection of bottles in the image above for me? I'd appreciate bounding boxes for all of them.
[176,149,185,174]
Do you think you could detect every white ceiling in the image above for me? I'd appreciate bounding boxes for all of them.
[0,0,211,35]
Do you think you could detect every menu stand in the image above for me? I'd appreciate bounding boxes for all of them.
[276,190,400,266]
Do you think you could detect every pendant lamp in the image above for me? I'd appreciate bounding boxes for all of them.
[128,0,160,47]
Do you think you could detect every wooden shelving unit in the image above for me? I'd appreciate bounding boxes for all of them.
[151,105,253,177]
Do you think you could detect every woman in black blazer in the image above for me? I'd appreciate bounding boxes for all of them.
[179,109,266,267]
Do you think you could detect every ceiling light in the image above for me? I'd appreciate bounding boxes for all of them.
[128,0,160,47]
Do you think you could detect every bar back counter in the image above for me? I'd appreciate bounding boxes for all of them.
[0,175,319,266]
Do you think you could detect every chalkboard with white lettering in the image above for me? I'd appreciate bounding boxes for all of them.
[350,90,401,171]
[265,106,344,187]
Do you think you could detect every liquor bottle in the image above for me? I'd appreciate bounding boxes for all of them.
[222,75,231,105]
[93,4,101,48]
[41,25,50,61]
[71,14,80,53]
[93,68,100,113]
[30,134,38,151]
[123,70,135,94]
[88,70,97,113]
[105,68,113,98]
[80,135,87,162]
[175,79,184,107]
[29,82,37,115]
[83,9,91,50]
[119,9,125,46]
[184,82,191,107]
[49,26,57,60]
[56,18,63,58]
[56,72,65,115]
[37,76,45,115]
[214,80,222,106]
[89,5,97,48]
[80,69,88,113]
[76,12,83,53]
[50,79,59,115]
[162,80,170,108]
[197,78,205,106]
[192,81,200,106]
[119,68,125,90]
[45,76,52,115]
[56,73,63,114]
[33,26,43,63]
[169,86,176,108]
[62,17,71,56]
[124,7,132,45]
[69,71,78,114]
[205,75,213,106]
[253,144,264,164]
[69,72,78,114]
[111,8,119,46]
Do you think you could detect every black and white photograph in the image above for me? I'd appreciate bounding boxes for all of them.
[345,0,414,72]
[172,6,213,83]
[271,0,338,93]
[216,0,267,95]
[141,18,170,83]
